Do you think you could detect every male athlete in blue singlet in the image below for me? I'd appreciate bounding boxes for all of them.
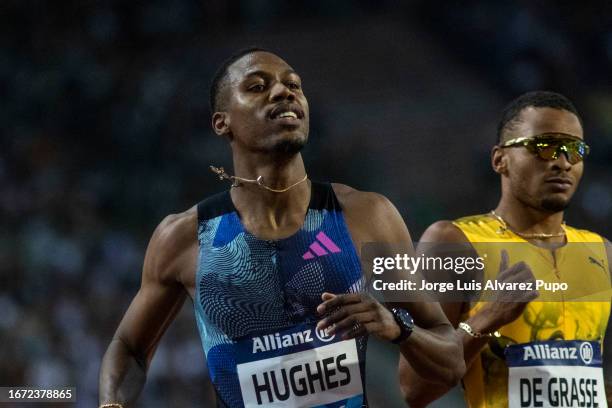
[99,48,465,408]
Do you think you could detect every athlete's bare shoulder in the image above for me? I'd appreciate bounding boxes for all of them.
[420,220,469,243]
[144,206,198,287]
[332,183,390,210]
[331,183,411,245]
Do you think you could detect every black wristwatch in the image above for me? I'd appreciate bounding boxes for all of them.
[390,307,415,344]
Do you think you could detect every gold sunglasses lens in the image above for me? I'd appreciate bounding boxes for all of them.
[534,142,558,160]
[566,149,581,164]
[529,139,589,164]
[562,141,589,164]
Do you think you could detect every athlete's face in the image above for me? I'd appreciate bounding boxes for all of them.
[494,107,584,213]
[213,52,309,155]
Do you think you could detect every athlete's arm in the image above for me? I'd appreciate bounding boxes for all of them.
[99,210,196,407]
[399,221,537,407]
[319,188,465,387]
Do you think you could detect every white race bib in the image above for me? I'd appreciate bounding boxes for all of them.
[235,322,364,407]
[506,340,606,408]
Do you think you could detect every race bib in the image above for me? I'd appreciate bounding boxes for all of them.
[235,322,364,408]
[506,340,606,408]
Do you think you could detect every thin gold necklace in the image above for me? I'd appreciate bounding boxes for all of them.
[210,165,308,193]
[489,210,566,239]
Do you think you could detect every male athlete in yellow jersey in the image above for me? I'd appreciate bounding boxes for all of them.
[400,91,612,408]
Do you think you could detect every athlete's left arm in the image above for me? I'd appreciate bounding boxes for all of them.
[317,187,465,386]
[602,238,612,403]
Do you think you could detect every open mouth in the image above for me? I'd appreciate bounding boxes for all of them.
[269,105,304,121]
[276,111,298,119]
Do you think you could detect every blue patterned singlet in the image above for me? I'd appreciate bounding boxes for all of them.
[194,182,367,408]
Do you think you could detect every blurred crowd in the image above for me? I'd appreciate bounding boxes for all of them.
[1,1,611,407]
[416,0,612,232]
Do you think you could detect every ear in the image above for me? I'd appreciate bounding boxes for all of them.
[491,145,508,175]
[212,112,231,138]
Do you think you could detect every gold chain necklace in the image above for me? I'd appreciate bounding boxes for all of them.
[210,165,308,193]
[490,210,566,239]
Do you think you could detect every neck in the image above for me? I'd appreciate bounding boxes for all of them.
[494,194,566,243]
[229,151,310,235]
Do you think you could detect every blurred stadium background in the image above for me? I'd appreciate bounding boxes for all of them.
[1,1,611,407]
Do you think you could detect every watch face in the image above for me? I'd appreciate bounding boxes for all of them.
[391,308,414,344]
[394,308,414,330]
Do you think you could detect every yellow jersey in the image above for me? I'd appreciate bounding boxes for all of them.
[453,214,611,408]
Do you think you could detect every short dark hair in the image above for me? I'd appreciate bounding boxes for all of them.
[209,47,271,113]
[496,91,582,143]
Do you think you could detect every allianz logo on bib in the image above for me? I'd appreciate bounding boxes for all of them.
[522,342,593,365]
[252,328,335,353]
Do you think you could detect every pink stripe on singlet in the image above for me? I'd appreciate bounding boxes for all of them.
[302,251,315,260]
[309,242,328,256]
[316,232,341,253]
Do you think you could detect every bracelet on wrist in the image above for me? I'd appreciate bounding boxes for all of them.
[458,322,501,339]
[100,403,124,408]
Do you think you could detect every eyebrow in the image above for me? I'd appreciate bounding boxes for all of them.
[242,69,298,80]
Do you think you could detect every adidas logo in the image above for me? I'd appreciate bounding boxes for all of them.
[302,231,341,260]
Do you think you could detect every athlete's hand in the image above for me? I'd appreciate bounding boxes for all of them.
[479,250,539,330]
[316,292,401,342]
